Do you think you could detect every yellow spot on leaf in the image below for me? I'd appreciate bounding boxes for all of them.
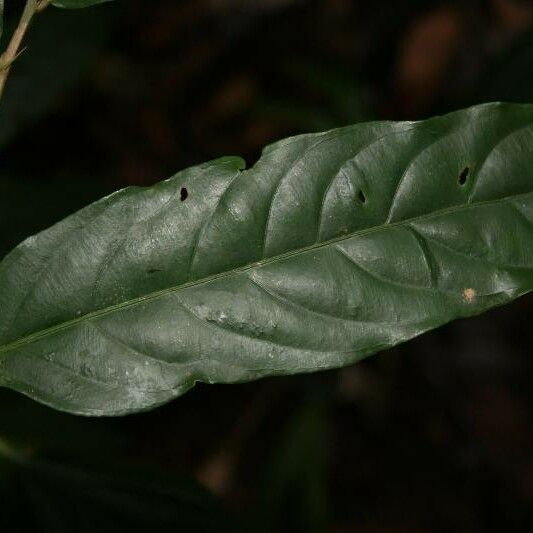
[463,288,475,303]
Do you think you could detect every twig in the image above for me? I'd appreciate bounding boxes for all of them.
[36,0,51,12]
[0,0,50,101]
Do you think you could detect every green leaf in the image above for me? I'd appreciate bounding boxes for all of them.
[0,0,3,39]
[0,450,239,532]
[51,0,113,8]
[1,102,533,416]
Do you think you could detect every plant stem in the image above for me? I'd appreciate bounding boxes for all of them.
[0,0,49,101]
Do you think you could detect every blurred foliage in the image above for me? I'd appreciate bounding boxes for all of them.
[1,0,533,531]
[257,395,330,533]
[0,444,239,532]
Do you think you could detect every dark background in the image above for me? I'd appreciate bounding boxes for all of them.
[1,0,533,531]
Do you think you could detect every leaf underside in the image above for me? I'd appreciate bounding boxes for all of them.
[1,102,532,416]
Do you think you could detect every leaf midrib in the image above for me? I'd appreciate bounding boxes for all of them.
[1,190,530,356]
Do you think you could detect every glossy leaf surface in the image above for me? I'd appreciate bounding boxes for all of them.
[1,102,532,415]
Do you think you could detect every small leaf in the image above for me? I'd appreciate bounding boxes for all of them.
[1,102,533,416]
[51,0,113,8]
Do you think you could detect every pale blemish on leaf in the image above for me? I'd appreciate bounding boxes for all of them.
[463,288,476,303]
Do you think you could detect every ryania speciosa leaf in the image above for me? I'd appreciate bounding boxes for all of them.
[1,102,532,415]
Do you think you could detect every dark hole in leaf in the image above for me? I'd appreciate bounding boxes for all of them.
[358,189,367,204]
[180,187,188,201]
[147,268,162,274]
[458,167,469,186]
